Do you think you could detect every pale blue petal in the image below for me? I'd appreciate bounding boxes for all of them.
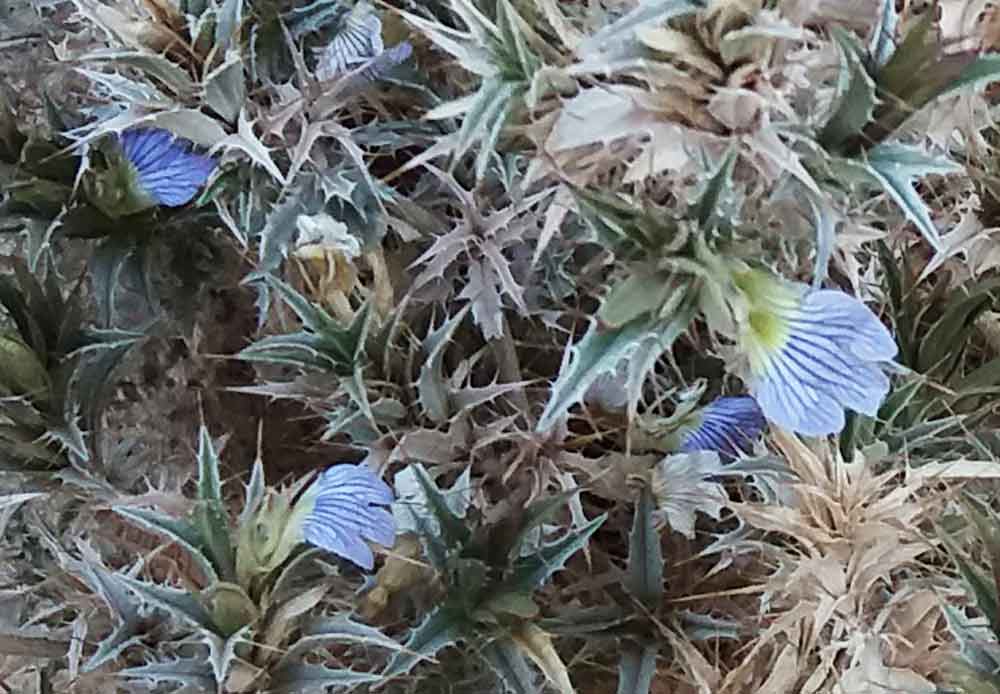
[302,464,396,571]
[801,290,898,362]
[118,128,216,207]
[753,371,845,436]
[679,396,765,462]
[750,288,896,436]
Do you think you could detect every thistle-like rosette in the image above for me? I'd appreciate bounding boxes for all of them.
[299,463,396,571]
[734,270,898,436]
[118,128,216,207]
[678,396,765,462]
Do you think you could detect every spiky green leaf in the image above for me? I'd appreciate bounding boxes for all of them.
[626,486,663,609]
[482,638,537,694]
[503,514,606,594]
[194,426,236,582]
[382,607,468,679]
[616,641,658,694]
[113,507,218,583]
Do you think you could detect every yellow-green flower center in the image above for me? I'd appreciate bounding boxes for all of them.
[732,270,799,376]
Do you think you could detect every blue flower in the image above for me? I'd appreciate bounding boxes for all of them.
[678,396,765,462]
[300,463,396,571]
[118,128,216,207]
[734,270,898,436]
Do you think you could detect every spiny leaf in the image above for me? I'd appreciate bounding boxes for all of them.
[119,574,216,632]
[113,507,218,583]
[502,513,607,593]
[72,557,144,672]
[417,305,471,423]
[695,147,738,229]
[78,48,197,96]
[577,0,702,57]
[616,641,658,694]
[280,615,404,667]
[507,490,578,561]
[483,637,537,694]
[820,28,878,152]
[119,658,216,690]
[382,607,468,679]
[626,486,663,609]
[538,301,695,433]
[863,143,962,253]
[194,426,236,582]
[267,664,381,694]
[411,463,472,549]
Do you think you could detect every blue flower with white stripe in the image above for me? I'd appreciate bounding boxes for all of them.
[118,128,216,207]
[733,270,898,437]
[298,463,396,571]
[678,396,765,462]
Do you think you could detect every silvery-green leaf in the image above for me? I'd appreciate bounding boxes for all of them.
[616,641,658,694]
[202,626,250,686]
[417,305,471,423]
[577,0,701,58]
[119,574,216,632]
[113,507,218,583]
[392,463,471,550]
[502,514,606,594]
[864,143,962,253]
[819,28,878,152]
[89,234,137,328]
[868,0,898,67]
[382,607,467,679]
[194,425,236,582]
[280,614,403,667]
[258,188,306,273]
[78,49,196,96]
[482,638,537,694]
[538,299,694,433]
[239,457,266,526]
[626,486,663,609]
[267,664,381,694]
[119,658,216,690]
[805,193,840,289]
[76,69,169,105]
[508,490,577,561]
[69,557,145,672]
[214,0,243,56]
[210,110,285,184]
[204,54,245,124]
[678,610,741,641]
[597,271,675,329]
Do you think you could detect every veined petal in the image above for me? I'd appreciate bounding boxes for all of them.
[301,464,396,571]
[679,396,766,462]
[119,128,216,207]
[316,10,384,80]
[736,270,898,437]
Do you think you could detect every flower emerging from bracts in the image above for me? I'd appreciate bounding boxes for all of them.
[235,463,395,580]
[118,128,216,207]
[678,395,765,462]
[298,464,396,571]
[732,269,898,437]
